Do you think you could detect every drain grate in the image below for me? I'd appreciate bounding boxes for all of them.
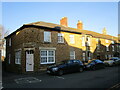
[14,77,41,84]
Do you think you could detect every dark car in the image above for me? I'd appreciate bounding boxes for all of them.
[47,60,84,76]
[84,59,105,70]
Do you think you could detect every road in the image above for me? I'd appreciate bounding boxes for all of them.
[2,66,120,89]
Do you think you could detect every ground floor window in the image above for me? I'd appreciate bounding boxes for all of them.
[82,52,85,61]
[40,50,55,64]
[15,51,21,64]
[8,54,11,64]
[70,51,75,59]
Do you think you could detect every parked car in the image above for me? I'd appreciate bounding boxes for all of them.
[47,60,84,76]
[84,59,105,70]
[103,59,115,67]
[109,57,120,65]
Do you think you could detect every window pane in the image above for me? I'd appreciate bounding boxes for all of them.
[48,57,54,62]
[41,57,47,63]
[48,51,54,56]
[41,51,47,56]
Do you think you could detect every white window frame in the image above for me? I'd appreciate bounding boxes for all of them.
[96,38,99,42]
[117,45,119,52]
[97,44,100,50]
[58,33,64,43]
[105,55,109,59]
[112,45,115,51]
[106,40,109,43]
[87,37,91,46]
[82,52,85,61]
[111,41,114,44]
[82,36,85,46]
[8,54,11,64]
[70,51,75,59]
[106,45,109,51]
[40,50,55,64]
[15,51,21,64]
[44,31,51,42]
[9,38,11,46]
[69,35,75,44]
[88,52,91,60]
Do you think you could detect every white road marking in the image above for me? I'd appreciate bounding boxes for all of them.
[14,77,42,84]
[56,76,65,79]
[108,83,120,90]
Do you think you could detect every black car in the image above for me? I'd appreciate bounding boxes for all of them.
[47,60,84,76]
[84,59,105,70]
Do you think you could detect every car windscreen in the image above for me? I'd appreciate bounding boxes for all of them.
[95,60,103,63]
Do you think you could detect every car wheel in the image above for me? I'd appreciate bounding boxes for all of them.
[79,67,83,72]
[58,70,63,76]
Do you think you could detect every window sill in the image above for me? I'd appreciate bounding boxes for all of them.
[57,42,65,44]
[43,42,51,44]
[40,62,55,64]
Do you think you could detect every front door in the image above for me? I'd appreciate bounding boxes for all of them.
[26,50,34,71]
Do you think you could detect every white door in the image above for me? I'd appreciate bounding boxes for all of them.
[26,50,34,71]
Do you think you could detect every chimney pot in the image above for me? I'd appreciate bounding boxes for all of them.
[60,17,68,27]
[102,27,107,35]
[77,20,83,30]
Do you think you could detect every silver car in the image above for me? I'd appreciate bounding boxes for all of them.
[104,60,115,66]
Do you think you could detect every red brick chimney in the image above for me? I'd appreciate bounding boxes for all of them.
[60,17,68,27]
[77,20,83,30]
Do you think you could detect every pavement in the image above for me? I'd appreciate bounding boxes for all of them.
[2,65,120,89]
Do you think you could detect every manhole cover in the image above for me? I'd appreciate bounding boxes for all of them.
[15,77,41,84]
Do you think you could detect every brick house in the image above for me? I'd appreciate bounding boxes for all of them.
[5,17,119,73]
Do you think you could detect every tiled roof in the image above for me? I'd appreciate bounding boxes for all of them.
[25,21,118,41]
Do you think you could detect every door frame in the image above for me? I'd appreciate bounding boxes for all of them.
[24,48,35,72]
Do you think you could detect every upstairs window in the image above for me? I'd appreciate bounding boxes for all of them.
[112,45,115,51]
[111,41,115,44]
[44,31,51,42]
[69,35,75,44]
[106,45,109,51]
[106,40,109,43]
[58,33,64,43]
[15,51,21,64]
[70,51,75,59]
[86,37,91,46]
[97,44,100,50]
[82,36,85,46]
[9,38,11,46]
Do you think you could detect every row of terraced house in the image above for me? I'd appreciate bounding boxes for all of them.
[5,17,120,73]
